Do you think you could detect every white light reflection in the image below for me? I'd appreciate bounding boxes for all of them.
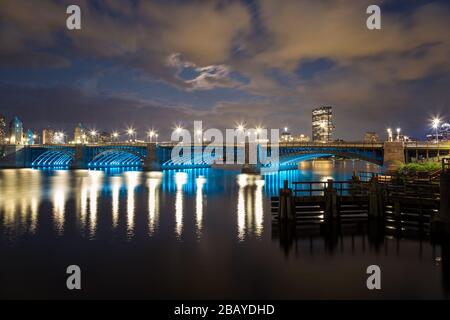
[52,171,69,235]
[111,176,122,228]
[236,174,265,241]
[0,170,42,235]
[125,171,141,240]
[237,175,247,241]
[175,172,188,239]
[254,179,265,238]
[195,176,206,238]
[147,172,162,236]
[88,171,103,239]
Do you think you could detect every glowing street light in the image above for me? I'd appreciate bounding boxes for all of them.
[432,117,441,143]
[112,131,119,142]
[127,127,136,143]
[387,128,392,142]
[284,127,288,133]
[396,128,401,141]
[147,129,156,142]
[236,122,246,132]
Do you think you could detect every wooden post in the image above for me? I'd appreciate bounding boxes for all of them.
[369,179,384,219]
[278,180,295,221]
[325,179,338,220]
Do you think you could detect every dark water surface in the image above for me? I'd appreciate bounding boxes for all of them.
[0,160,448,299]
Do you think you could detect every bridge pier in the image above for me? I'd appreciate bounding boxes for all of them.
[71,145,88,170]
[241,141,260,174]
[143,143,161,171]
[383,142,405,173]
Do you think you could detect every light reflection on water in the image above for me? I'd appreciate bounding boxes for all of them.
[0,160,448,299]
[0,160,380,241]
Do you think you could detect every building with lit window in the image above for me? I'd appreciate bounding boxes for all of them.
[312,106,333,143]
[25,129,35,145]
[42,129,55,145]
[0,114,6,144]
[74,123,87,144]
[9,116,24,145]
[364,132,380,143]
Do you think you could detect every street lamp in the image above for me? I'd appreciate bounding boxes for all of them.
[155,133,159,144]
[236,122,245,132]
[432,117,441,143]
[195,129,202,143]
[127,128,136,143]
[90,130,98,144]
[148,130,156,143]
[387,128,392,142]
[396,128,401,141]
[112,131,119,142]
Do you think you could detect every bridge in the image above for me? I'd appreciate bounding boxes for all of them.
[0,141,449,172]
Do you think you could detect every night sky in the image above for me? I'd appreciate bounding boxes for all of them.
[0,0,449,140]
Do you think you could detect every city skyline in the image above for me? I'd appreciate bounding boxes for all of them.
[0,0,449,140]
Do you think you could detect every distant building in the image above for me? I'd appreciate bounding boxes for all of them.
[296,134,310,142]
[42,129,55,145]
[0,114,6,143]
[74,123,87,144]
[53,132,66,144]
[364,132,380,143]
[9,116,23,145]
[280,128,293,142]
[25,129,35,145]
[427,122,450,142]
[99,131,113,144]
[312,106,333,143]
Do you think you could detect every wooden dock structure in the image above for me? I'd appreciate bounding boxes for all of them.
[271,160,449,235]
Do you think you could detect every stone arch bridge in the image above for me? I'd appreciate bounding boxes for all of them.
[0,141,448,172]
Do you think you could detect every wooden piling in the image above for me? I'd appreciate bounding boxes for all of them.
[278,180,295,221]
[325,179,338,220]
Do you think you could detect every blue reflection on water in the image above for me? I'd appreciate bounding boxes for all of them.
[31,159,381,197]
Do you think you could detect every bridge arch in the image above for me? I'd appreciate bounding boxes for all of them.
[271,150,383,170]
[88,150,144,168]
[32,150,75,167]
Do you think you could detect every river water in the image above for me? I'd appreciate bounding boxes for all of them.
[0,160,448,299]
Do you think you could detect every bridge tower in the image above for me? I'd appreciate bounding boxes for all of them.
[71,145,87,169]
[143,143,161,171]
[383,141,405,172]
[242,141,260,174]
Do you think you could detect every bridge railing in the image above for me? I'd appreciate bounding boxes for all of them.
[292,180,369,197]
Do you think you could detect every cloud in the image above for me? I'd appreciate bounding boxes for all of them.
[167,53,245,90]
[0,0,449,140]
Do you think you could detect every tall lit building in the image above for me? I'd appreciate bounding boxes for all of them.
[312,106,333,143]
[0,114,6,143]
[364,132,380,143]
[42,129,55,145]
[9,116,24,145]
[99,131,113,144]
[74,123,87,144]
[26,129,35,145]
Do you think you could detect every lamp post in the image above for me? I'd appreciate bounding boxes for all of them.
[432,117,441,144]
[387,128,392,142]
[148,130,156,143]
[127,128,136,143]
[195,129,202,144]
[90,130,98,144]
[396,128,401,141]
[112,131,119,143]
